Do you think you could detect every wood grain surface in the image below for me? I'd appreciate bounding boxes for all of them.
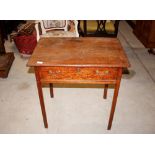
[27,37,130,68]
[38,66,118,84]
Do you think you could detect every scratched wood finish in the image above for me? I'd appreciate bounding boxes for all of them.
[38,66,118,84]
[27,38,130,68]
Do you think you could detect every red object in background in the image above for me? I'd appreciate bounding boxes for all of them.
[14,31,37,55]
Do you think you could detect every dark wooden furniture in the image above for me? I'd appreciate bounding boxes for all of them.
[78,20,119,37]
[0,20,26,40]
[126,20,136,29]
[0,24,14,78]
[133,20,155,55]
[27,37,130,130]
[0,53,15,78]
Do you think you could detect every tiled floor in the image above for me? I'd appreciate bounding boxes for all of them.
[0,21,155,133]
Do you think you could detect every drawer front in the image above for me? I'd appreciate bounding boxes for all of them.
[38,67,118,82]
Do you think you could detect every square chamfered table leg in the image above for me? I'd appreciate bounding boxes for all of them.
[49,83,54,98]
[107,68,122,130]
[35,67,48,128]
[103,84,108,99]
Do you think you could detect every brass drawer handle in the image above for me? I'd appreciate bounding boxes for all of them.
[49,70,61,74]
[96,70,109,75]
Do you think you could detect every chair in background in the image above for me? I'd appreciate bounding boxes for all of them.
[78,20,119,37]
[35,20,79,41]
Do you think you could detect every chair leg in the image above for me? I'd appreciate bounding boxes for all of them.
[103,84,108,99]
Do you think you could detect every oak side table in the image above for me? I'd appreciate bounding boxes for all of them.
[27,37,130,130]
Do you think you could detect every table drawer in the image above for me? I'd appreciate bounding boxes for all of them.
[38,67,118,82]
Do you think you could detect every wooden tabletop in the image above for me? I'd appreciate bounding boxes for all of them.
[27,37,130,68]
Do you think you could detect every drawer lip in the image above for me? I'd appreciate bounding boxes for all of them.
[40,79,117,84]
